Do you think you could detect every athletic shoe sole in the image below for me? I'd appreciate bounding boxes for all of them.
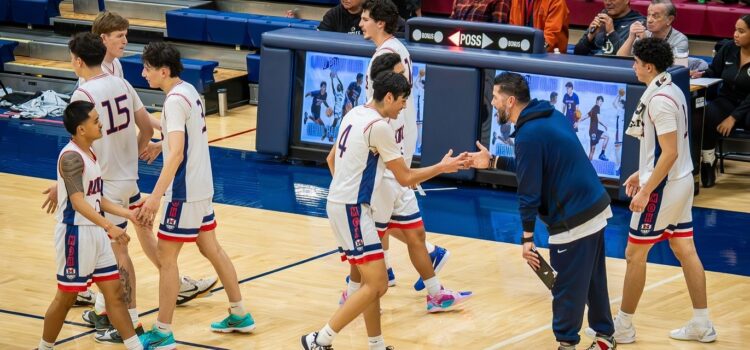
[210,324,256,333]
[176,279,218,305]
[584,326,636,344]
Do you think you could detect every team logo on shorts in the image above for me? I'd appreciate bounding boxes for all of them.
[65,267,77,280]
[639,223,652,234]
[166,218,177,230]
[354,238,364,251]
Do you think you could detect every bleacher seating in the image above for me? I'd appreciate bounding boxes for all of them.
[119,54,219,94]
[166,8,318,48]
[8,0,61,26]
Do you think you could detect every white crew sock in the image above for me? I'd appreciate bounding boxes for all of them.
[347,281,361,297]
[368,335,386,350]
[315,324,337,346]
[425,241,436,254]
[383,250,391,269]
[229,300,246,316]
[123,334,143,350]
[38,340,54,350]
[423,276,442,297]
[692,308,710,325]
[128,308,139,327]
[617,310,634,326]
[94,292,106,315]
[155,320,171,334]
[701,149,716,164]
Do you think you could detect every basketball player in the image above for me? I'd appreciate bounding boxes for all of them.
[304,81,332,140]
[136,42,255,349]
[346,73,364,113]
[357,0,468,307]
[39,100,143,350]
[330,71,346,141]
[578,96,610,161]
[606,37,717,344]
[562,81,580,130]
[42,12,216,313]
[301,71,467,350]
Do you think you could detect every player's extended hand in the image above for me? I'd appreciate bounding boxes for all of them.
[439,149,469,173]
[41,184,58,214]
[521,235,540,271]
[107,225,130,245]
[717,115,736,137]
[624,171,640,197]
[467,140,491,169]
[137,195,160,227]
[630,189,650,213]
[139,141,162,165]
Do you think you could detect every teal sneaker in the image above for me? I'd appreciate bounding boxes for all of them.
[210,309,256,333]
[139,326,176,350]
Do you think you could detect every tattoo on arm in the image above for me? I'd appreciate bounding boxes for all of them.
[60,152,85,195]
[118,265,132,306]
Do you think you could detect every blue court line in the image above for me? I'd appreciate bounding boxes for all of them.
[138,249,338,318]
[0,308,91,328]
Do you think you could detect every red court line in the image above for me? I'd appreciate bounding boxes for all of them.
[208,128,256,144]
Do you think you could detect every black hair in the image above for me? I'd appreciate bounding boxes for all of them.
[64,100,96,135]
[362,0,400,35]
[596,96,604,102]
[493,72,531,103]
[741,14,750,28]
[142,41,183,77]
[550,91,558,99]
[357,73,364,80]
[369,52,402,83]
[565,81,573,88]
[633,37,674,73]
[320,81,327,88]
[68,32,106,67]
[372,71,411,102]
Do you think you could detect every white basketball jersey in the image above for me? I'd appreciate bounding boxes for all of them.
[639,83,693,185]
[161,81,214,202]
[334,90,345,115]
[78,58,124,85]
[365,37,418,169]
[328,105,403,205]
[56,141,103,226]
[71,73,143,181]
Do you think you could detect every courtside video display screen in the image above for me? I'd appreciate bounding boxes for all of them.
[484,70,627,179]
[295,51,427,156]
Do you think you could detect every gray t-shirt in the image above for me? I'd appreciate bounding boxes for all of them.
[632,28,689,56]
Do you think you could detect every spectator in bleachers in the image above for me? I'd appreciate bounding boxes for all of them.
[318,0,405,35]
[450,0,510,24]
[574,0,644,56]
[393,0,421,19]
[691,15,750,187]
[616,0,688,58]
[508,0,569,53]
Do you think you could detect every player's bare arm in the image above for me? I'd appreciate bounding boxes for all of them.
[326,144,336,175]
[138,130,185,225]
[60,152,129,244]
[386,149,467,188]
[133,107,155,155]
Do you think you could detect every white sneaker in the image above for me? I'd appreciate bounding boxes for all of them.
[612,318,636,344]
[669,320,717,343]
[177,275,218,305]
[75,289,97,306]
[300,332,333,350]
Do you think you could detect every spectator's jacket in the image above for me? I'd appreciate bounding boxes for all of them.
[450,0,510,24]
[704,42,750,124]
[509,0,569,53]
[574,9,644,56]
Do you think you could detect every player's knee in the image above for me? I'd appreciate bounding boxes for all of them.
[56,291,78,307]
[405,229,426,245]
[624,245,649,264]
[669,239,696,261]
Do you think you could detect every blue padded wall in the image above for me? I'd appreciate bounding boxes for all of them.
[256,46,294,156]
[421,65,480,180]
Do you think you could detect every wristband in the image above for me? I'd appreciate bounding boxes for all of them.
[521,235,535,244]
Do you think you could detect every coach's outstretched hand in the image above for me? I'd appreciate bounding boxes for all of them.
[467,141,491,169]
[107,225,130,245]
[439,149,470,173]
[139,141,162,165]
[137,195,160,227]
[41,184,58,214]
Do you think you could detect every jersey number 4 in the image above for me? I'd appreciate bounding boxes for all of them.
[102,95,130,135]
[338,125,352,157]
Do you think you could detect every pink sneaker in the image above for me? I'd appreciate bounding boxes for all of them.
[426,288,472,313]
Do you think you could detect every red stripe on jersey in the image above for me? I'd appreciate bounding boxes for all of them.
[647,93,681,122]
[157,232,198,243]
[387,220,424,230]
[344,252,385,265]
[628,230,693,244]
[75,88,95,103]
[92,273,120,283]
[58,283,91,292]
[167,93,192,107]
[199,221,217,232]
[363,118,383,133]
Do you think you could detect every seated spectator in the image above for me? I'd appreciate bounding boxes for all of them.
[319,0,405,35]
[450,0,510,24]
[691,15,750,187]
[509,0,569,53]
[616,0,688,58]
[394,0,421,19]
[574,0,644,56]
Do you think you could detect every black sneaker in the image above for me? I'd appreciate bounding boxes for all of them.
[701,161,717,188]
[82,310,111,331]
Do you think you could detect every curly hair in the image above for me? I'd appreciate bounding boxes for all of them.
[142,41,183,77]
[633,37,674,73]
[362,0,400,35]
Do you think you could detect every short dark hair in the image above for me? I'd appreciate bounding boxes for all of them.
[356,73,364,80]
[493,72,530,103]
[64,101,95,135]
[565,81,573,88]
[550,91,558,99]
[142,41,183,77]
[633,37,673,73]
[320,81,327,88]
[596,96,604,102]
[370,52,402,82]
[362,0,400,35]
[372,71,411,102]
[68,32,106,67]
